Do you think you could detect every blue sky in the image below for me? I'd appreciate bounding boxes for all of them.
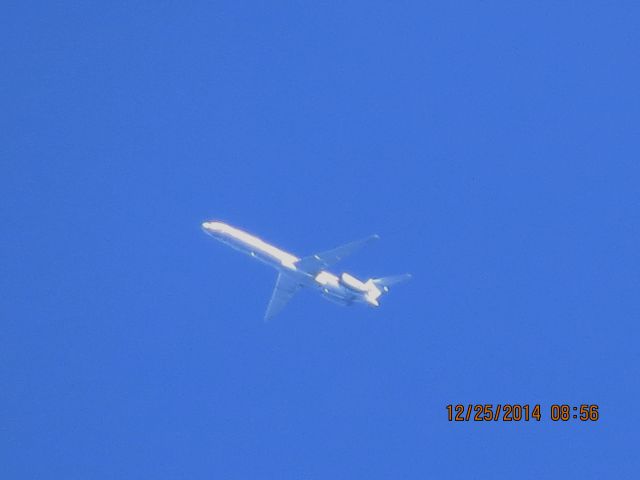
[2,1,639,478]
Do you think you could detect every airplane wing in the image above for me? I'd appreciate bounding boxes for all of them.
[264,272,301,321]
[294,234,379,275]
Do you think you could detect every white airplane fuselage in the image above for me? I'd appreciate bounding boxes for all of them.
[202,221,384,308]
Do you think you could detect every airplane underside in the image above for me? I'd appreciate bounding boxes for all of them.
[202,221,411,320]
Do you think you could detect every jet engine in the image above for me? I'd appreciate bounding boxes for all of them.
[339,273,369,292]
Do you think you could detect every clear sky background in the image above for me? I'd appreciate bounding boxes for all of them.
[2,2,639,478]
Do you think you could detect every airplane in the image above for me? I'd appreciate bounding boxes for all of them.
[201,220,411,320]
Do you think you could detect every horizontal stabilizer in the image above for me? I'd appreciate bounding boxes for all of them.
[373,273,412,291]
[295,234,379,275]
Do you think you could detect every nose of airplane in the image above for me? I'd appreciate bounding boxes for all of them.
[201,220,226,235]
[201,221,217,235]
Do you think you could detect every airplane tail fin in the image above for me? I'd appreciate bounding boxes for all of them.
[372,273,412,293]
[362,274,411,307]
